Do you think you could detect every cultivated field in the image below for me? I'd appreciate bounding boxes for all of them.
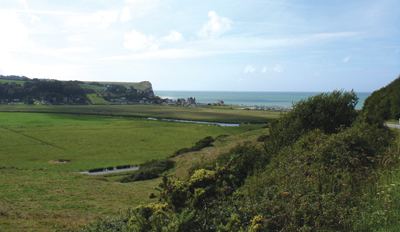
[0,112,254,231]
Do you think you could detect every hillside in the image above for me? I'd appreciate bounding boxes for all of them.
[80,89,400,232]
[0,75,156,105]
[362,75,400,122]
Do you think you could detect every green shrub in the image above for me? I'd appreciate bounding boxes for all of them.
[121,159,175,182]
[173,136,215,156]
[267,90,358,153]
[362,75,400,123]
[238,123,392,231]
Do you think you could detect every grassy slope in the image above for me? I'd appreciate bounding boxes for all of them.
[86,93,109,105]
[172,127,267,179]
[0,105,280,123]
[0,112,250,231]
[94,81,152,92]
[0,79,25,85]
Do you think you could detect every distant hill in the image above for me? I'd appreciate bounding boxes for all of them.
[0,75,156,105]
[362,75,400,122]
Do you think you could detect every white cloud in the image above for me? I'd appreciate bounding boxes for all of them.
[0,11,31,52]
[122,30,184,53]
[162,30,184,43]
[65,10,119,29]
[101,49,217,61]
[124,30,158,51]
[342,56,351,63]
[120,7,131,22]
[243,65,256,74]
[122,0,161,21]
[273,64,284,73]
[108,31,360,61]
[261,66,268,73]
[67,34,85,43]
[199,11,232,38]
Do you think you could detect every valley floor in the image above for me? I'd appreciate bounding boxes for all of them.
[0,109,268,231]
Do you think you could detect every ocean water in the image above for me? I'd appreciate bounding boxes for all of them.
[155,91,371,110]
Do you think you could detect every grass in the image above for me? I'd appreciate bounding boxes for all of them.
[0,79,25,85]
[0,104,280,123]
[96,81,152,91]
[171,127,268,179]
[0,112,252,231]
[86,94,109,105]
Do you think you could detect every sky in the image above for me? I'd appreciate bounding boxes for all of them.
[0,0,399,91]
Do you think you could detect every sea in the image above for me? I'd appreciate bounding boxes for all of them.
[155,91,371,110]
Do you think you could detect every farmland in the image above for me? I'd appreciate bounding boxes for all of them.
[0,111,259,231]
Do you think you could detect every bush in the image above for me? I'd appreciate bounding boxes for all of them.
[121,159,175,182]
[88,167,105,173]
[173,136,215,156]
[362,75,400,123]
[238,123,392,231]
[266,90,358,153]
[116,164,132,169]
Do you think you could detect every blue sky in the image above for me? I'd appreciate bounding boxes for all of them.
[0,0,399,91]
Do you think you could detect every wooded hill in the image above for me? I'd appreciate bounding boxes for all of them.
[0,75,156,105]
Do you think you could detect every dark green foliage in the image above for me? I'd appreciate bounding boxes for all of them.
[362,75,400,123]
[238,124,392,231]
[266,90,358,153]
[0,75,29,82]
[173,136,215,156]
[0,79,89,104]
[0,75,157,105]
[87,165,135,173]
[116,164,132,170]
[102,84,155,103]
[121,160,175,182]
[80,90,395,232]
[216,143,269,187]
[88,167,106,173]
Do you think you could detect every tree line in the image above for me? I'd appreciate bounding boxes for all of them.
[0,79,89,104]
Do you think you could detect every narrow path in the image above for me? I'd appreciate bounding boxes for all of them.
[0,126,66,150]
[80,166,139,176]
[386,123,400,129]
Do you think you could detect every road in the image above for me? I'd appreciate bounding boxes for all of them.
[386,123,400,129]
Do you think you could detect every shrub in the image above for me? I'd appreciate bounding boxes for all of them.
[238,123,392,231]
[173,136,215,156]
[266,90,358,153]
[116,164,132,169]
[88,167,105,173]
[362,75,400,123]
[121,159,175,182]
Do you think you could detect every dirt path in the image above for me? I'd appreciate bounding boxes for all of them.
[80,166,139,175]
[386,123,400,129]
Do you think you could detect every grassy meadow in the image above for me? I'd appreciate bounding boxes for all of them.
[0,104,281,123]
[0,111,257,231]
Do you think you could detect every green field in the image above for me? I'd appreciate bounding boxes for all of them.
[0,112,253,231]
[0,79,25,85]
[0,104,280,123]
